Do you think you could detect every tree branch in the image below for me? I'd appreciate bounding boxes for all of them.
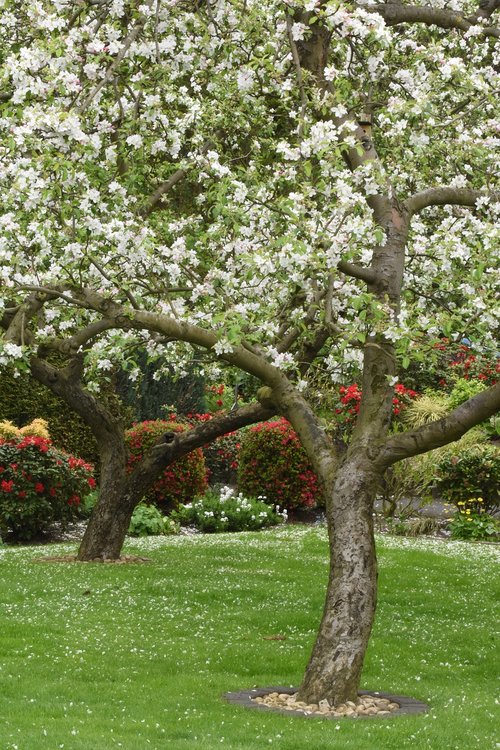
[37,319,119,356]
[406,187,498,215]
[378,381,500,468]
[338,259,378,285]
[125,402,275,501]
[286,14,308,141]
[368,3,499,38]
[139,136,218,217]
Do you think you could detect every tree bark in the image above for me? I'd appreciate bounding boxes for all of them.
[76,435,136,560]
[296,451,379,705]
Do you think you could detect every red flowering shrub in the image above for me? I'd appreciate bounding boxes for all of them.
[333,382,418,431]
[407,339,499,391]
[446,345,499,387]
[125,420,207,510]
[237,418,320,511]
[0,435,94,541]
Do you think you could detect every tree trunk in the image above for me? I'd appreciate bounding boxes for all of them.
[296,452,379,706]
[77,439,135,560]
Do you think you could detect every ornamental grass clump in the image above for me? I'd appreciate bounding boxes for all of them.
[125,420,207,510]
[172,485,286,533]
[237,418,320,511]
[0,433,95,541]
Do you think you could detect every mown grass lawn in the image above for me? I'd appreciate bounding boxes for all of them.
[0,526,498,750]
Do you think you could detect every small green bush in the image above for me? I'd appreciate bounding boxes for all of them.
[172,486,286,533]
[435,443,500,511]
[125,420,207,510]
[128,504,179,537]
[237,418,320,511]
[449,498,500,541]
[0,435,95,541]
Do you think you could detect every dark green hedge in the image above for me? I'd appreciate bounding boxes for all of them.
[0,370,99,466]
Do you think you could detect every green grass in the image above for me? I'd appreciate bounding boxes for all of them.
[0,527,498,750]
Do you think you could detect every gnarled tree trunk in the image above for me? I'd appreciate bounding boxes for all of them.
[77,438,135,560]
[296,451,379,705]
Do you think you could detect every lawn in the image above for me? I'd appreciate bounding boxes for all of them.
[0,526,498,750]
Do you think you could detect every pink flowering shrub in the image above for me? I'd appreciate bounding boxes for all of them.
[125,420,207,510]
[237,418,321,511]
[0,435,95,541]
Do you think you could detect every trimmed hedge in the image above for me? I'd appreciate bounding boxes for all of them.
[237,418,321,511]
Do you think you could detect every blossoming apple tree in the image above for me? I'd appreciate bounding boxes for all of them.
[1,0,499,705]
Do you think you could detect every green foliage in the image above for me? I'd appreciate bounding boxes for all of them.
[449,499,500,541]
[81,489,99,518]
[0,435,94,541]
[237,418,320,511]
[435,443,500,511]
[117,353,206,420]
[128,503,179,537]
[0,368,99,468]
[171,485,285,533]
[447,377,487,410]
[125,420,207,510]
[379,454,436,518]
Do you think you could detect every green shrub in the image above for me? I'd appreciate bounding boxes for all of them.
[125,420,207,510]
[171,486,286,533]
[0,368,99,467]
[237,418,320,511]
[449,498,500,541]
[435,443,500,511]
[128,503,179,537]
[447,378,487,410]
[0,435,95,541]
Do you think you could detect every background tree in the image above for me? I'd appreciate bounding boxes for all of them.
[0,0,499,706]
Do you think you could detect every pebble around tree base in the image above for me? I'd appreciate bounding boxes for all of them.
[34,554,151,564]
[253,691,400,718]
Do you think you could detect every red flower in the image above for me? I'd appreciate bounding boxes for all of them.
[88,477,96,488]
[35,482,44,493]
[1,479,14,493]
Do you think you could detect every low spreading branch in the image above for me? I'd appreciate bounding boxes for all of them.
[378,381,500,467]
